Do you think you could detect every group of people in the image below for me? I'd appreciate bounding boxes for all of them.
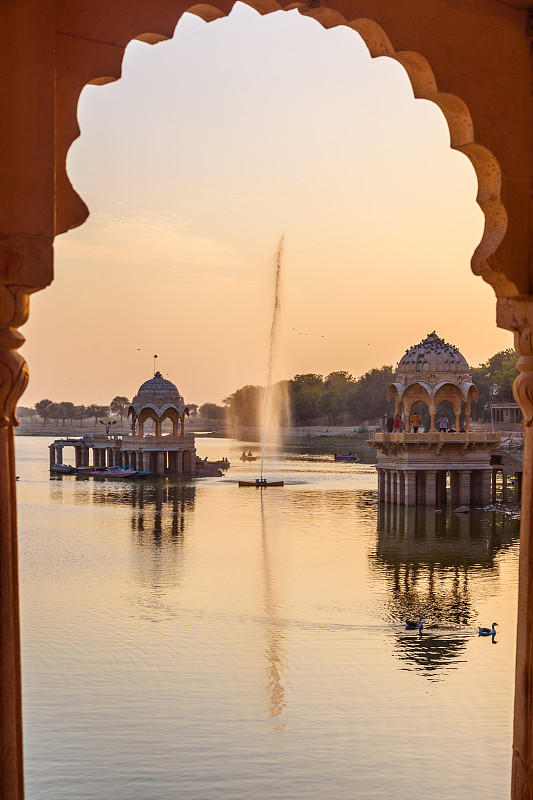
[386,412,455,433]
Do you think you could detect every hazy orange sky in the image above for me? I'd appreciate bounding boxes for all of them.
[22,3,512,407]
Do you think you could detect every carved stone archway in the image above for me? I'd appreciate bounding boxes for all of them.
[3,2,533,799]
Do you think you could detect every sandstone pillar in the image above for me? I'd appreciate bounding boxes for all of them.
[157,452,165,476]
[503,472,508,502]
[436,471,447,505]
[425,471,436,505]
[398,471,405,505]
[416,471,425,505]
[56,446,63,465]
[405,472,416,506]
[177,450,183,476]
[479,470,492,505]
[74,447,81,468]
[0,285,32,800]
[459,470,471,506]
[492,470,498,503]
[143,452,151,472]
[49,445,55,468]
[450,471,460,506]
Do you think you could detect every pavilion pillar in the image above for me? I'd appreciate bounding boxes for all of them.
[450,471,460,506]
[177,451,183,476]
[49,445,55,468]
[404,401,412,432]
[157,452,165,476]
[479,470,492,505]
[398,471,405,505]
[190,451,197,475]
[492,470,498,503]
[142,452,151,472]
[107,448,114,467]
[74,447,81,468]
[405,471,416,506]
[503,472,509,502]
[56,446,63,465]
[425,471,437,505]
[378,469,385,502]
[465,401,471,432]
[390,471,397,504]
[436,471,447,505]
[181,416,185,437]
[458,469,471,506]
[416,471,425,505]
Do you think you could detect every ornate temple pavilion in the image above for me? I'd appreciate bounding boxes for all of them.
[50,372,200,476]
[368,333,503,506]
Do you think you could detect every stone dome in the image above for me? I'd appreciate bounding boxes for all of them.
[397,332,469,376]
[129,372,188,424]
[133,371,182,409]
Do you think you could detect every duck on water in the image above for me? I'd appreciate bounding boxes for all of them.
[478,622,498,636]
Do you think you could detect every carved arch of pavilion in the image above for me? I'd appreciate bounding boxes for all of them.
[53,2,521,301]
[128,372,189,436]
[387,332,478,431]
[3,3,533,800]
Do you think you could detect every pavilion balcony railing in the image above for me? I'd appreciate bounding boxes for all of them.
[368,431,502,444]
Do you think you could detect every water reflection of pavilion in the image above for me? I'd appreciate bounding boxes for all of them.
[372,503,519,678]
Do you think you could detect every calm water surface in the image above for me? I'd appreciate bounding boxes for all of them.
[16,436,520,799]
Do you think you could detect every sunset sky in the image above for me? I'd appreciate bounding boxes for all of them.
[21,3,512,407]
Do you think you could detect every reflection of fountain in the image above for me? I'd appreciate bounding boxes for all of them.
[260,494,287,728]
[371,503,519,678]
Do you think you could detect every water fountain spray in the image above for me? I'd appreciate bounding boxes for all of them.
[239,236,285,488]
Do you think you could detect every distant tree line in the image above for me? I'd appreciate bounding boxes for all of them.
[19,349,519,429]
[201,348,520,428]
[18,397,130,427]
[18,395,200,427]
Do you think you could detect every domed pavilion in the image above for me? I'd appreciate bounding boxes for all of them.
[129,371,189,438]
[369,333,503,507]
[388,332,477,432]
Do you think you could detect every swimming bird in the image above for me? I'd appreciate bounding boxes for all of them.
[405,616,423,630]
[478,622,498,636]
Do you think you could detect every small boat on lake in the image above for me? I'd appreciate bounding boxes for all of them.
[334,453,359,462]
[240,452,258,462]
[75,467,152,479]
[239,479,284,487]
[208,458,230,470]
[50,464,76,474]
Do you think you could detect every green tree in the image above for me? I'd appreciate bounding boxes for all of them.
[57,401,75,425]
[74,405,88,427]
[322,371,355,424]
[35,399,53,426]
[223,385,263,427]
[289,374,324,424]
[17,406,35,422]
[199,403,225,422]
[110,396,130,424]
[346,366,395,424]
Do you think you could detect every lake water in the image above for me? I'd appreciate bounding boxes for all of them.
[16,435,520,799]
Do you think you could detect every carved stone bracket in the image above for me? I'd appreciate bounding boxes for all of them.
[497,296,533,424]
